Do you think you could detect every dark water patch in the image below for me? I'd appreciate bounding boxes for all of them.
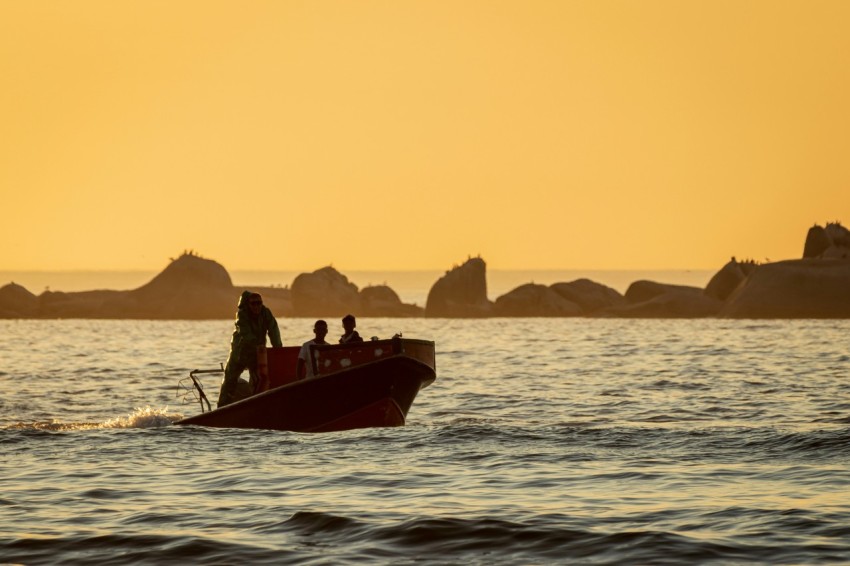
[743,428,850,460]
[277,513,850,565]
[599,389,630,396]
[284,510,367,535]
[0,533,297,566]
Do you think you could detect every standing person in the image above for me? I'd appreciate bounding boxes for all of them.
[297,319,329,379]
[339,314,364,344]
[217,291,282,407]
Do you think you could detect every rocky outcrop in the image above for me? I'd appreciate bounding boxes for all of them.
[597,280,723,318]
[360,285,423,317]
[600,291,723,318]
[0,283,39,317]
[291,266,361,317]
[3,253,254,320]
[20,253,237,319]
[720,259,850,318]
[39,289,128,318]
[7,218,849,319]
[704,258,758,301]
[123,253,236,318]
[804,222,850,259]
[493,283,583,317]
[625,280,703,304]
[425,257,494,317]
[550,279,626,314]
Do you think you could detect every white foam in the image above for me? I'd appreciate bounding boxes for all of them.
[101,406,182,429]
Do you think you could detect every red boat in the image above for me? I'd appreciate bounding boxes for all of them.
[175,337,436,432]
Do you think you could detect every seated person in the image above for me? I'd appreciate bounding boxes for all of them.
[297,319,329,379]
[339,313,364,344]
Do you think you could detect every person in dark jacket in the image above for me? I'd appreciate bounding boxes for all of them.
[217,290,282,407]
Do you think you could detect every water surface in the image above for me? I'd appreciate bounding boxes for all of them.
[1,319,848,564]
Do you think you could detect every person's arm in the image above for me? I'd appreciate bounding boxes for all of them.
[265,309,282,347]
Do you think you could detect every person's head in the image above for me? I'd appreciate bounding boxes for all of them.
[313,319,328,341]
[248,293,263,315]
[342,314,356,333]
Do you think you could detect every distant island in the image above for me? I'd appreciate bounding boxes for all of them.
[1,222,848,319]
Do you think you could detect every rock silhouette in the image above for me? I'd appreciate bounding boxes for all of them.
[720,259,850,318]
[0,283,38,318]
[425,257,494,317]
[601,288,724,318]
[360,285,423,317]
[291,266,360,317]
[2,221,848,319]
[494,283,583,317]
[704,258,757,301]
[803,222,850,259]
[550,279,626,314]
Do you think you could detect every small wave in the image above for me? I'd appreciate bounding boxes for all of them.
[101,406,182,428]
[277,511,843,564]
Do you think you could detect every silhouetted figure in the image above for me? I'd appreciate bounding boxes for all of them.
[217,291,282,407]
[297,319,329,379]
[339,314,364,344]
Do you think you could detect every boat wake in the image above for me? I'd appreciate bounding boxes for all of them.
[101,406,183,428]
[6,407,183,431]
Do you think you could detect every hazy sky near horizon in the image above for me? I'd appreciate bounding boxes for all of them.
[1,1,848,272]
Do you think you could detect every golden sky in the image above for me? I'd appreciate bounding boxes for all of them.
[1,1,848,271]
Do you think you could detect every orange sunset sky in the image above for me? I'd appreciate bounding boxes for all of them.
[1,1,848,272]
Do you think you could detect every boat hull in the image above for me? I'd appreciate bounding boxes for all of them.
[175,341,435,432]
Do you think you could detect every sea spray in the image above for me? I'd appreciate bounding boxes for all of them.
[101,406,180,429]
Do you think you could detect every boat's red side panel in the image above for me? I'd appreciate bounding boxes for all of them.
[307,398,406,432]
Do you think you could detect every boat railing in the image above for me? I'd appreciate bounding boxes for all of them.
[309,335,438,378]
[177,366,222,414]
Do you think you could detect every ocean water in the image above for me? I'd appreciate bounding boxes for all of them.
[1,318,849,565]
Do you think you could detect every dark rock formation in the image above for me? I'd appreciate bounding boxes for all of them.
[625,280,703,304]
[601,290,723,318]
[360,285,423,317]
[550,279,626,314]
[3,253,248,320]
[494,283,583,317]
[804,222,850,259]
[425,257,494,317]
[39,289,128,318]
[720,259,850,318]
[600,279,723,318]
[7,218,849,320]
[123,253,236,318]
[0,282,38,317]
[704,258,757,301]
[291,266,361,317]
[803,225,833,258]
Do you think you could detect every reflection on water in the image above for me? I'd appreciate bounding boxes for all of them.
[1,319,849,564]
